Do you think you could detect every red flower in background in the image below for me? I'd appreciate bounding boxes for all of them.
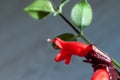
[91,68,110,80]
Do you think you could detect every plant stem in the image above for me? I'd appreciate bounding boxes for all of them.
[58,13,120,70]
[59,13,80,34]
[79,33,92,44]
[112,58,120,69]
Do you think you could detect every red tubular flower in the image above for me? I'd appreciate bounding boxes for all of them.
[91,68,110,80]
[48,38,119,79]
[48,38,92,64]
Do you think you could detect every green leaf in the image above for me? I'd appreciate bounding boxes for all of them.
[24,0,55,19]
[71,0,92,29]
[52,33,77,49]
[57,33,77,41]
[58,0,69,13]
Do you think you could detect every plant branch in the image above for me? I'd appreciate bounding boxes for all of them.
[52,0,120,70]
[59,13,80,34]
[112,58,120,69]
[79,33,92,44]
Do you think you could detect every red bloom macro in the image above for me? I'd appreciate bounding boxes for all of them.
[48,38,119,80]
[48,38,92,64]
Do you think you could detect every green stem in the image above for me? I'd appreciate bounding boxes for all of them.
[112,58,120,69]
[79,33,92,44]
[59,13,80,34]
[58,13,120,70]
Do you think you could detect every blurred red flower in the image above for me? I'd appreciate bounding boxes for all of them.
[91,68,110,80]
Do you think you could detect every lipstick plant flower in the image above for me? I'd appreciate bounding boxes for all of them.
[47,38,91,64]
[48,38,120,80]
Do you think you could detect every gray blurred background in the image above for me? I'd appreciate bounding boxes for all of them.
[0,0,120,80]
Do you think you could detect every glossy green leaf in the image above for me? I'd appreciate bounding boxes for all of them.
[24,0,55,19]
[71,0,92,28]
[52,33,77,49]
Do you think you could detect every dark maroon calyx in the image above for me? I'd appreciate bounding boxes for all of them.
[84,45,120,80]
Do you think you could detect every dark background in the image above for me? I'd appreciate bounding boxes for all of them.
[0,0,120,80]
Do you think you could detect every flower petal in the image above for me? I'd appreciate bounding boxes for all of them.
[55,51,68,62]
[54,38,64,49]
[65,55,72,64]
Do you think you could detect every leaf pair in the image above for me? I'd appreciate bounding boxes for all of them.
[24,0,92,29]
